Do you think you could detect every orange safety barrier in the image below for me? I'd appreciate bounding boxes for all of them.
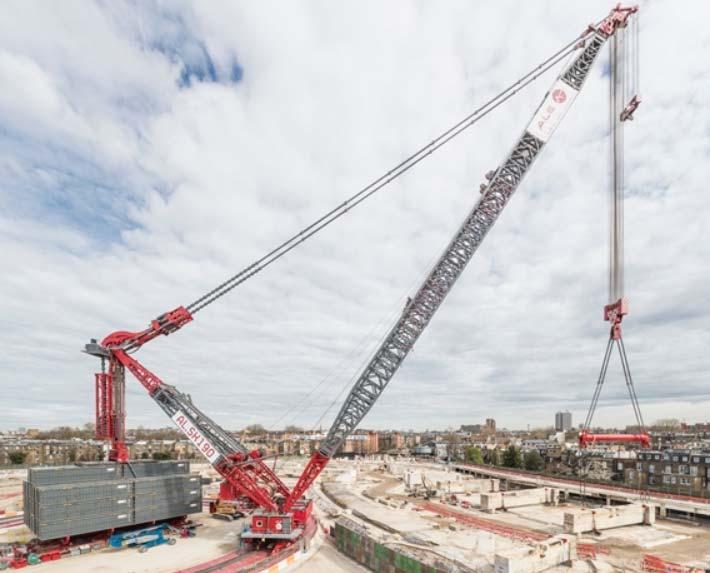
[578,543,611,558]
[39,551,62,562]
[642,554,704,573]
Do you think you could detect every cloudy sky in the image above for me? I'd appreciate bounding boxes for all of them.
[1,1,708,433]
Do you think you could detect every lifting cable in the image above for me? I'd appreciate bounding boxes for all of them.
[185,30,595,316]
[267,303,401,432]
[270,226,460,432]
[582,14,645,439]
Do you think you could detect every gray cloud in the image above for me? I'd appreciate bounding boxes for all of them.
[0,1,708,433]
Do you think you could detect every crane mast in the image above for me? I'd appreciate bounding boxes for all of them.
[285,6,639,513]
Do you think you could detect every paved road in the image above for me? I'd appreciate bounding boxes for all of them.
[292,540,367,573]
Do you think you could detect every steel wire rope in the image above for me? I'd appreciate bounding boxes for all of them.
[306,226,460,434]
[273,232,449,431]
[182,33,592,317]
[295,34,602,438]
[286,304,404,433]
[266,303,404,432]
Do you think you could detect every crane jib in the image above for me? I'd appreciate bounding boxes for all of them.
[320,32,609,458]
[284,27,615,511]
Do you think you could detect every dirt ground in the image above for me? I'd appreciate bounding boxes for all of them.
[0,470,24,514]
[599,521,710,569]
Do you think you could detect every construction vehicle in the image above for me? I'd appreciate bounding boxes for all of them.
[84,4,641,545]
[209,495,253,521]
[108,524,176,553]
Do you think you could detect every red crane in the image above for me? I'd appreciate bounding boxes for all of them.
[85,4,640,542]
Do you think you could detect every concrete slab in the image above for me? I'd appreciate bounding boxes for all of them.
[597,524,689,548]
[494,535,576,573]
[482,488,558,512]
[291,540,367,572]
[563,504,655,534]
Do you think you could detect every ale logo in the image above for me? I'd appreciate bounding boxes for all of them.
[552,88,567,103]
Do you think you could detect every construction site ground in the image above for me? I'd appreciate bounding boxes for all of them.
[2,459,710,572]
[318,457,710,572]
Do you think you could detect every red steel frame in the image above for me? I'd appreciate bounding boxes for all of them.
[109,347,284,513]
[92,306,292,516]
[94,373,112,440]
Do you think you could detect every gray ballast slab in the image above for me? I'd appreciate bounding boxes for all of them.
[23,465,200,541]
[27,461,191,486]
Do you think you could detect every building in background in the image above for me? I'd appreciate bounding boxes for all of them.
[625,449,710,496]
[460,424,482,433]
[485,419,496,432]
[555,411,572,432]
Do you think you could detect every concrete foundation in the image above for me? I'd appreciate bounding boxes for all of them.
[437,477,500,494]
[481,488,558,512]
[478,479,500,493]
[335,516,473,573]
[401,468,499,495]
[405,470,422,488]
[494,535,577,573]
[563,503,655,534]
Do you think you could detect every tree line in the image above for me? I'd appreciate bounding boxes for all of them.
[464,445,544,471]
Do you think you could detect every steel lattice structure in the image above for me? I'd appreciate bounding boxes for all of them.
[318,32,610,459]
[285,17,638,512]
[113,349,290,511]
[319,131,544,457]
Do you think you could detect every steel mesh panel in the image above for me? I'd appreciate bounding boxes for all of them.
[25,467,202,540]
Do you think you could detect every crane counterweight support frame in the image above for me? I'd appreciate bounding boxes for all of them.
[87,317,292,510]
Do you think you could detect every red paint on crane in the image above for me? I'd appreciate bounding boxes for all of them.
[579,431,651,448]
